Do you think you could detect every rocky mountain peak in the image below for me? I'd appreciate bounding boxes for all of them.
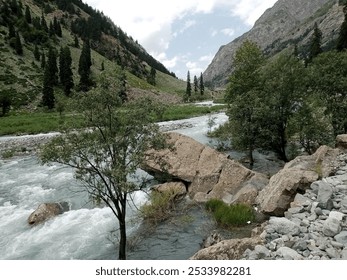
[204,0,343,89]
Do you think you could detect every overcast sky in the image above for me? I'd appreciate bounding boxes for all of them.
[83,0,277,79]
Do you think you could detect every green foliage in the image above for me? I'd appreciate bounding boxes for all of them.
[40,69,169,260]
[78,40,92,91]
[184,71,192,102]
[0,90,12,117]
[140,189,180,224]
[307,23,322,63]
[206,199,255,227]
[59,46,74,96]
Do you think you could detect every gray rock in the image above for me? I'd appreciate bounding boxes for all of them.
[329,211,345,221]
[340,198,347,209]
[316,181,333,209]
[292,240,307,251]
[331,240,344,249]
[252,245,271,259]
[276,247,304,260]
[341,248,347,260]
[322,217,341,237]
[267,217,301,236]
[334,231,347,245]
[325,247,340,259]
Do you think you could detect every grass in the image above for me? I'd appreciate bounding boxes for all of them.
[0,103,226,136]
[206,199,255,227]
[0,112,84,136]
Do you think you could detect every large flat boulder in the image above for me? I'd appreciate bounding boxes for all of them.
[143,132,268,205]
[257,145,341,216]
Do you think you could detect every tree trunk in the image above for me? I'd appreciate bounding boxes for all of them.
[248,146,254,170]
[118,196,127,260]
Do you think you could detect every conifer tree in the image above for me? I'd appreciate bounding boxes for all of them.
[74,35,79,48]
[25,5,32,24]
[59,46,74,96]
[337,4,347,51]
[185,71,191,102]
[53,17,62,37]
[193,75,198,95]
[46,47,58,86]
[8,22,16,39]
[42,67,55,109]
[40,12,48,32]
[199,73,204,96]
[41,50,46,69]
[15,32,23,55]
[78,40,92,91]
[308,23,322,63]
[34,44,40,61]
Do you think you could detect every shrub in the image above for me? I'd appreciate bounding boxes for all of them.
[206,199,255,227]
[140,189,180,224]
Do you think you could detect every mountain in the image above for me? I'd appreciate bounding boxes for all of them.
[0,0,183,111]
[203,0,345,89]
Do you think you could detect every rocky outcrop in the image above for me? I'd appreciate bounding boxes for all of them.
[143,132,268,205]
[204,0,343,88]
[243,153,347,260]
[152,182,187,198]
[28,202,70,226]
[336,134,347,150]
[257,145,341,216]
[190,237,262,260]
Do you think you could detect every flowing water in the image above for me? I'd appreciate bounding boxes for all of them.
[0,112,230,260]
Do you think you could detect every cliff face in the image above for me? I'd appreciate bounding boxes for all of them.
[204,0,344,88]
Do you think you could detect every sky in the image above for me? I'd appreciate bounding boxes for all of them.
[83,0,277,80]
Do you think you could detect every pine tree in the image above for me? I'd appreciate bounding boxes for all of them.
[53,17,62,37]
[74,35,79,48]
[59,46,74,96]
[147,67,156,85]
[8,22,16,39]
[40,12,48,32]
[15,32,23,55]
[185,71,192,102]
[194,75,199,95]
[25,5,32,24]
[337,5,347,51]
[308,23,322,63]
[46,47,58,86]
[78,40,92,91]
[41,50,46,69]
[34,44,40,61]
[199,73,204,96]
[49,21,55,37]
[42,67,55,109]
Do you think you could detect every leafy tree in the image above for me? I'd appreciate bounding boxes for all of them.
[184,71,192,102]
[310,51,347,135]
[78,40,92,91]
[199,73,204,96]
[225,40,265,167]
[40,69,169,260]
[260,53,307,161]
[59,46,74,96]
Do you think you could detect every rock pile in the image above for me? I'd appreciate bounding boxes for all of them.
[243,153,347,260]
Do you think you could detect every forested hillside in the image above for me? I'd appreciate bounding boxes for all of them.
[0,0,183,116]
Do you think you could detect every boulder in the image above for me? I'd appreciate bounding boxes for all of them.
[28,202,69,226]
[276,247,304,260]
[336,134,347,150]
[316,181,333,209]
[190,237,262,260]
[322,217,341,237]
[143,132,268,204]
[257,145,340,216]
[267,217,301,236]
[152,182,187,198]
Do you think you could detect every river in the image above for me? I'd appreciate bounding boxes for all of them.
[0,113,232,260]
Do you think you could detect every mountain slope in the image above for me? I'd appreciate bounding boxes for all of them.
[0,0,183,112]
[203,0,344,88]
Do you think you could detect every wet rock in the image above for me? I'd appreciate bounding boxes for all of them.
[28,202,69,226]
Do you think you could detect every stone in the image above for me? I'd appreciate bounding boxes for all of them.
[325,247,340,259]
[329,211,345,221]
[334,231,347,245]
[341,248,347,260]
[340,198,347,210]
[143,132,268,204]
[276,247,304,260]
[27,202,69,226]
[152,182,187,197]
[315,181,333,209]
[293,240,307,251]
[257,146,340,216]
[201,232,222,248]
[267,217,301,236]
[322,217,341,237]
[190,237,262,260]
[336,134,347,150]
